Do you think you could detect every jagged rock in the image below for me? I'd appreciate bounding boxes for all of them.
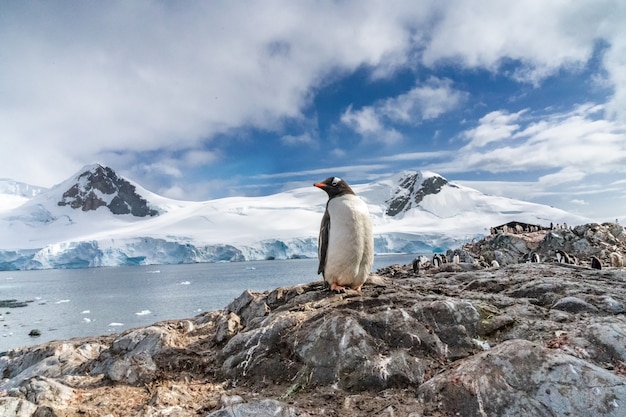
[19,377,74,406]
[0,340,109,389]
[214,312,243,344]
[1,262,626,416]
[552,296,599,313]
[88,326,175,385]
[417,339,626,417]
[0,397,38,417]
[206,399,298,417]
[465,222,626,267]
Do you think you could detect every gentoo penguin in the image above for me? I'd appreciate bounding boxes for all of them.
[590,256,602,270]
[412,257,420,273]
[314,177,374,292]
[610,252,623,267]
[556,249,571,264]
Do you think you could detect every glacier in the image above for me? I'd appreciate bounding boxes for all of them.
[0,165,589,270]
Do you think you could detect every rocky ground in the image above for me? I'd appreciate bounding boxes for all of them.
[1,223,626,416]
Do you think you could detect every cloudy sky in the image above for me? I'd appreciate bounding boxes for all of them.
[1,1,625,220]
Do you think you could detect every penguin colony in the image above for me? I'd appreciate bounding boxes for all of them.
[409,248,621,273]
[314,177,374,292]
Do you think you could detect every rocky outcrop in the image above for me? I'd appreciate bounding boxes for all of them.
[1,258,626,416]
[57,164,158,217]
[464,222,626,267]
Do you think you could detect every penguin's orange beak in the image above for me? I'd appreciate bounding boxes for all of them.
[314,182,325,189]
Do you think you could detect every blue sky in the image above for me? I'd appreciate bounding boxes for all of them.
[1,1,625,220]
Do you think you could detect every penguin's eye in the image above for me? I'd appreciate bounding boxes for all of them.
[331,177,341,186]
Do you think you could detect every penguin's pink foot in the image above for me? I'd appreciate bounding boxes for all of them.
[330,283,347,292]
[353,284,363,292]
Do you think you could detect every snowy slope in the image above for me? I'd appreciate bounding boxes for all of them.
[0,179,46,212]
[0,166,589,269]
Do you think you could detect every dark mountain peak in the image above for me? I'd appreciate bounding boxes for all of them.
[57,164,158,217]
[385,170,453,217]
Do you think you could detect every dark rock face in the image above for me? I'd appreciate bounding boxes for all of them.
[57,165,158,217]
[385,172,452,216]
[1,261,626,416]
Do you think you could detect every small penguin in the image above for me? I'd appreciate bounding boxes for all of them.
[556,249,571,264]
[314,177,374,292]
[610,252,623,267]
[590,256,602,270]
[412,257,420,273]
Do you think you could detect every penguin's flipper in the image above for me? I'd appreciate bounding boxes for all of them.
[317,210,330,274]
[317,210,330,275]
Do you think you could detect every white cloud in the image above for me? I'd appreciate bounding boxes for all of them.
[463,110,525,148]
[281,133,316,146]
[439,103,626,174]
[342,106,385,135]
[422,1,604,84]
[370,150,454,162]
[136,161,183,179]
[538,167,587,187]
[0,1,419,185]
[341,78,467,143]
[251,164,387,181]
[570,199,589,206]
[380,78,467,122]
[1,0,626,213]
[183,150,220,167]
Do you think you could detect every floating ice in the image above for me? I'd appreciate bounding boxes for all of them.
[179,281,191,285]
[135,310,152,316]
[81,310,90,314]
[108,322,124,326]
[55,299,70,304]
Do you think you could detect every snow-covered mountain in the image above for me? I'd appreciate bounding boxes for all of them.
[0,164,588,270]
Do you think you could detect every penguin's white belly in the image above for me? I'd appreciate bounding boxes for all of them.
[324,195,373,287]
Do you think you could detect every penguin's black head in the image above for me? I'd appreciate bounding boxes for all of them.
[314,176,356,198]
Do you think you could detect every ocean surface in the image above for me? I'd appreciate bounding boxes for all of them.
[0,254,417,352]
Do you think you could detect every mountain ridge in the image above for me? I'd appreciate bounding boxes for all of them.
[0,164,589,270]
[55,164,159,217]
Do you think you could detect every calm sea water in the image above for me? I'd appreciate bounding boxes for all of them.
[0,254,416,352]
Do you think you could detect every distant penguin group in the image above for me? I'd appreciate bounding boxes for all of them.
[523,252,541,263]
[432,253,447,268]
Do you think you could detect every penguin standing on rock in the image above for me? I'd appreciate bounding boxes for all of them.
[314,177,374,292]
